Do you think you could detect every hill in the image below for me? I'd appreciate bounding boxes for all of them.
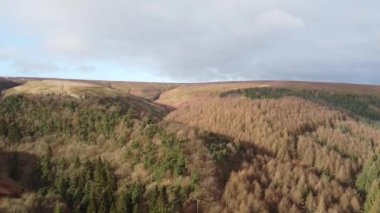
[156,81,380,107]
[0,78,18,93]
[1,78,380,212]
[5,78,178,101]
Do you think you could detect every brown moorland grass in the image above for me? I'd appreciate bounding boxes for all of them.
[4,79,179,101]
[110,82,179,100]
[5,78,380,108]
[157,81,380,108]
[156,82,270,107]
[5,80,115,98]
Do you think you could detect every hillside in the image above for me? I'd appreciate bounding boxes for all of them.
[0,78,18,93]
[156,81,380,107]
[1,78,380,212]
[5,79,178,101]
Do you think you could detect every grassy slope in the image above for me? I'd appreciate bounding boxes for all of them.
[111,82,179,100]
[5,78,380,107]
[157,81,380,108]
[156,81,270,107]
[4,78,179,101]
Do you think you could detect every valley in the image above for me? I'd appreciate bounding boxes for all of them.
[0,78,380,212]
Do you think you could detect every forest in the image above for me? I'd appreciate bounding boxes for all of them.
[167,88,380,212]
[0,95,198,212]
[221,87,380,121]
[0,83,380,212]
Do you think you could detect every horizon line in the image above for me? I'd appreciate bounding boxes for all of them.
[2,75,380,87]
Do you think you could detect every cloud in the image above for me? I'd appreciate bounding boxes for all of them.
[12,60,59,73]
[0,0,379,83]
[0,47,19,60]
[45,35,88,56]
[255,9,305,33]
[78,65,95,72]
[0,46,59,73]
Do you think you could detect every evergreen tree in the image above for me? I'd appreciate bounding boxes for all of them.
[174,153,186,176]
[8,123,22,143]
[149,186,168,213]
[84,160,94,179]
[0,119,7,136]
[149,186,160,213]
[127,183,143,213]
[73,157,80,168]
[125,108,135,127]
[54,204,63,213]
[40,146,53,184]
[364,180,380,213]
[158,186,169,213]
[116,191,127,213]
[80,181,92,211]
[116,190,134,213]
[54,173,67,197]
[87,185,97,213]
[171,185,186,212]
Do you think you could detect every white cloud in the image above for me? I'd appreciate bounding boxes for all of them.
[0,48,19,60]
[12,60,59,73]
[255,9,305,33]
[78,65,95,72]
[45,35,88,56]
[0,0,379,83]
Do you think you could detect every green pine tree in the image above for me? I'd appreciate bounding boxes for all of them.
[8,123,22,143]
[116,190,134,213]
[87,185,97,213]
[364,180,380,213]
[0,119,7,136]
[74,156,81,168]
[54,204,63,213]
[40,146,53,184]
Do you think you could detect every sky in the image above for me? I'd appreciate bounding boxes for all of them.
[0,0,380,84]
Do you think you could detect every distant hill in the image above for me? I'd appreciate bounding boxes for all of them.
[6,77,380,107]
[156,80,380,107]
[0,78,18,92]
[5,77,179,101]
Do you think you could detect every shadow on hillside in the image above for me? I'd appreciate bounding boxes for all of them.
[124,95,175,122]
[200,132,275,189]
[80,94,175,121]
[0,150,40,191]
[0,78,19,91]
[0,78,20,99]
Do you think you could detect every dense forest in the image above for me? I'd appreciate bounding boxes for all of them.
[221,87,380,121]
[167,88,380,212]
[1,84,380,212]
[0,95,199,212]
